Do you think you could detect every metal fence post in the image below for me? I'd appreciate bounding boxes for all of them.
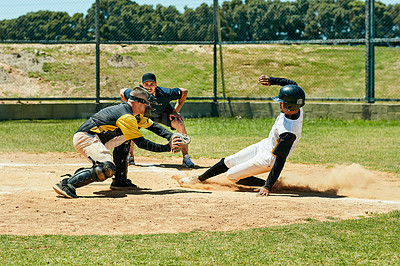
[213,0,218,103]
[215,0,226,99]
[365,0,375,103]
[95,0,101,110]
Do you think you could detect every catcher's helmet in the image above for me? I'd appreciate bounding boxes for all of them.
[129,86,150,102]
[272,85,305,111]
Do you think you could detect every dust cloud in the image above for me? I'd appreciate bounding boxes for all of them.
[278,164,399,200]
[176,164,400,201]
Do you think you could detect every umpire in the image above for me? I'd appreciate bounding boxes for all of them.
[120,73,195,168]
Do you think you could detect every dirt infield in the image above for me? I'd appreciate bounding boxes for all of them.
[1,152,399,235]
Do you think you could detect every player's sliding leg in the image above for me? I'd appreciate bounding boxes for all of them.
[198,158,228,181]
[179,158,228,184]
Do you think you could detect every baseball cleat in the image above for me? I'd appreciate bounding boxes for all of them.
[53,178,77,198]
[128,155,135,165]
[178,175,200,185]
[110,178,139,190]
[182,154,195,168]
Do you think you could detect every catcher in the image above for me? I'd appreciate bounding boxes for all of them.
[53,86,190,198]
[179,75,304,197]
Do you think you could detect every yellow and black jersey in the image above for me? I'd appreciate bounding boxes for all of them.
[77,103,153,144]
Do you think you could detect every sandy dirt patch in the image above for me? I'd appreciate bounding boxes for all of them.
[0,152,399,235]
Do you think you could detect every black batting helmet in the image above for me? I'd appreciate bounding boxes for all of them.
[272,85,305,111]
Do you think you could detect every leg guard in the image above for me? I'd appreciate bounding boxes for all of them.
[113,141,130,182]
[110,141,138,189]
[68,161,116,188]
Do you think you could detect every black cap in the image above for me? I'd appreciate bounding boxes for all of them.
[142,73,156,83]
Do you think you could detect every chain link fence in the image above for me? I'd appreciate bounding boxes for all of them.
[0,0,399,102]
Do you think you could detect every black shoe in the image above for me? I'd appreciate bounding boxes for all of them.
[110,178,138,190]
[128,156,135,165]
[52,178,77,198]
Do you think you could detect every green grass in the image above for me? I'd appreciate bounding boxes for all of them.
[0,211,399,264]
[2,43,400,99]
[0,119,82,152]
[0,118,399,174]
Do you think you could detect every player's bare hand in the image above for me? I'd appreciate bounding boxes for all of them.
[258,75,271,86]
[255,187,270,197]
[170,113,186,132]
[169,112,183,122]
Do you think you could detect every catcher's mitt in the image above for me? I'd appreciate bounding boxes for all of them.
[170,133,191,153]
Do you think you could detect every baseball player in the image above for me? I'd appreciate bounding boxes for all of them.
[120,73,195,168]
[53,86,187,198]
[179,75,305,197]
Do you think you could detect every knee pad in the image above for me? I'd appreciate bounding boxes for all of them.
[67,161,115,188]
[93,161,116,181]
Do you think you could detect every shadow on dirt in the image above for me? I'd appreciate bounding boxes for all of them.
[88,188,212,198]
[222,184,345,198]
[269,191,346,199]
[133,163,208,170]
[204,177,346,199]
[272,182,345,199]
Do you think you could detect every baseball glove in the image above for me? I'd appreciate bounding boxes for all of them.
[170,133,191,153]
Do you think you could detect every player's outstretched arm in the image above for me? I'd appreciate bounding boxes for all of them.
[269,77,297,86]
[258,75,297,87]
[258,132,296,196]
[132,137,171,153]
[146,121,173,140]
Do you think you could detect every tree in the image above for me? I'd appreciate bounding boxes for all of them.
[70,13,90,41]
[155,5,180,41]
[387,4,400,39]
[221,0,250,41]
[375,1,395,38]
[1,0,400,42]
[312,1,351,39]
[348,0,366,39]
[2,11,75,40]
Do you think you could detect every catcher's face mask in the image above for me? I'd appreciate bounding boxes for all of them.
[131,96,150,106]
[129,86,151,105]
